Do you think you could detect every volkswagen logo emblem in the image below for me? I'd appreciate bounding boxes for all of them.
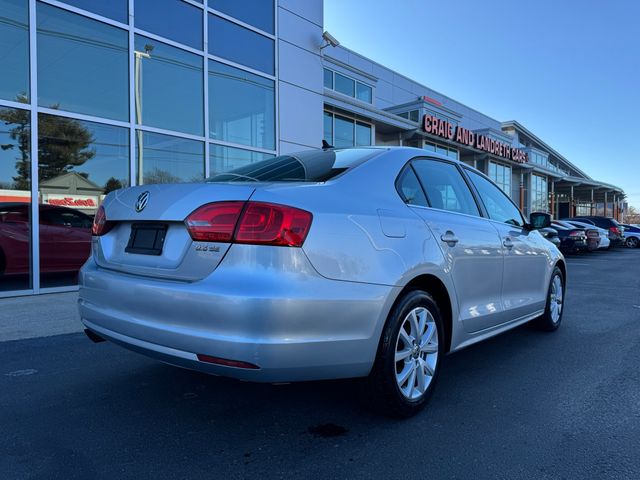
[135,191,150,212]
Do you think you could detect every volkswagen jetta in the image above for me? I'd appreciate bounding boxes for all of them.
[79,147,566,417]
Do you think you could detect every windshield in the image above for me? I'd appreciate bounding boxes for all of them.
[207,148,382,183]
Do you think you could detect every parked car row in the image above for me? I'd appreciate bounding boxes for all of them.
[537,214,637,254]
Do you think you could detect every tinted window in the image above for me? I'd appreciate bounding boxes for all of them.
[334,73,355,97]
[396,167,428,207]
[355,122,371,146]
[135,0,202,49]
[208,149,381,183]
[0,0,29,102]
[323,68,333,89]
[334,115,354,148]
[63,0,128,23]
[37,3,128,121]
[134,35,204,135]
[208,60,275,150]
[323,112,333,144]
[136,131,204,184]
[210,0,274,33]
[466,169,524,227]
[210,144,273,175]
[412,160,479,216]
[209,14,274,75]
[356,83,372,103]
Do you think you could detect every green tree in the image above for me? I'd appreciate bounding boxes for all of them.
[104,177,124,194]
[0,94,30,190]
[0,95,96,190]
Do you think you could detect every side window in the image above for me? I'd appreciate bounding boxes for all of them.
[396,167,428,207]
[466,169,525,227]
[412,159,479,216]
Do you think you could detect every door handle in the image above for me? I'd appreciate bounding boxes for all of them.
[503,237,514,249]
[440,230,459,247]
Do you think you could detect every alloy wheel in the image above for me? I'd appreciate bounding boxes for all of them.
[626,237,638,248]
[549,275,563,323]
[394,307,439,400]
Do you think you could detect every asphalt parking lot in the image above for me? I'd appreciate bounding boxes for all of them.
[1,248,639,479]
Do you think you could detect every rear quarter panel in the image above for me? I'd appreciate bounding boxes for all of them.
[249,150,448,288]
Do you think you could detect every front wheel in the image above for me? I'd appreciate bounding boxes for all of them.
[364,290,444,418]
[625,237,638,248]
[534,266,565,331]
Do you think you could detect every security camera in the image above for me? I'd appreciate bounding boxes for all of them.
[321,31,340,50]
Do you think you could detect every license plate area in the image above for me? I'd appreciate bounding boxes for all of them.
[125,223,168,256]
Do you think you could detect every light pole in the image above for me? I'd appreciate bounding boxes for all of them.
[134,44,153,186]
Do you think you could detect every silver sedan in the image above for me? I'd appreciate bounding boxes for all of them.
[79,147,566,417]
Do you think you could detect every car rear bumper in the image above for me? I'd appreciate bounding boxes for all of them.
[78,246,398,382]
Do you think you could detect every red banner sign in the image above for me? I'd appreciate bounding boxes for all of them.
[47,197,97,207]
[423,114,528,163]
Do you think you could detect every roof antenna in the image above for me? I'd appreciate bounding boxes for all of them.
[322,139,334,150]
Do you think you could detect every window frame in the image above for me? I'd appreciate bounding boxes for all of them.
[323,67,374,104]
[396,156,484,219]
[323,111,373,148]
[461,166,527,227]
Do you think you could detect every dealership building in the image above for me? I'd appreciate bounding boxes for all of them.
[0,0,626,296]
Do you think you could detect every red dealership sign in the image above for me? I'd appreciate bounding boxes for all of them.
[423,114,528,163]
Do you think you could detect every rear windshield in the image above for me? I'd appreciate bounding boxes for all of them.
[207,148,382,183]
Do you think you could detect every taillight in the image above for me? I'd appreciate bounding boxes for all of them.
[185,201,312,247]
[235,202,312,247]
[609,227,620,235]
[185,201,244,242]
[92,205,113,236]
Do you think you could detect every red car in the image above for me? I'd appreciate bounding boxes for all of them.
[0,203,92,276]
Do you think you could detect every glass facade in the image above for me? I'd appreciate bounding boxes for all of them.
[134,34,204,135]
[0,106,31,291]
[0,0,277,295]
[488,161,511,194]
[37,2,129,121]
[423,141,459,160]
[208,60,275,150]
[210,144,273,175]
[323,68,373,104]
[0,0,30,102]
[323,112,372,148]
[531,174,548,213]
[208,14,274,75]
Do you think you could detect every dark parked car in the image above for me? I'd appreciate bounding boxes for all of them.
[539,226,561,249]
[554,220,599,251]
[0,203,92,276]
[550,221,588,254]
[563,216,624,246]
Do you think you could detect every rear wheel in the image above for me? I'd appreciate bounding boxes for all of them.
[534,266,565,331]
[364,290,443,418]
[625,237,638,248]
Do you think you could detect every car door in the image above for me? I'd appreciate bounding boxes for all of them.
[40,208,92,272]
[405,158,506,333]
[464,168,549,321]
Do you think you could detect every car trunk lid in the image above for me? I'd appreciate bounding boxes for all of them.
[93,183,255,281]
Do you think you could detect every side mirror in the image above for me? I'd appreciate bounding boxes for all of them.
[530,212,551,229]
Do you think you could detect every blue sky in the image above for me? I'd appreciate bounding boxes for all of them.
[324,0,640,208]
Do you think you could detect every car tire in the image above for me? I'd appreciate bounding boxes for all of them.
[625,237,638,248]
[534,266,565,332]
[364,290,444,418]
